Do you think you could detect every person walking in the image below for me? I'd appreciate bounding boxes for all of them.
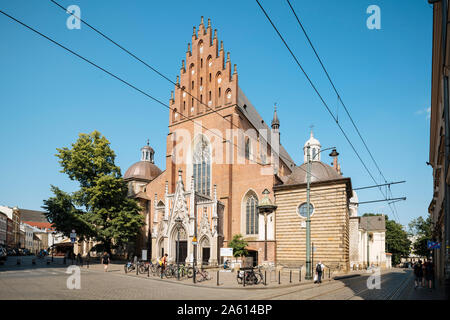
[102,251,110,272]
[424,258,434,291]
[160,253,168,279]
[315,261,324,284]
[413,260,423,289]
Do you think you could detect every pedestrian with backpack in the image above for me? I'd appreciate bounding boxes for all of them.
[413,260,423,289]
[315,261,324,284]
[160,253,168,279]
[424,258,434,291]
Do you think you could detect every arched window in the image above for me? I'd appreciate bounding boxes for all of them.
[244,192,258,235]
[172,108,178,122]
[193,136,211,196]
[245,138,251,160]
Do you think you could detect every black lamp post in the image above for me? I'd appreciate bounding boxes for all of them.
[257,189,277,262]
[174,217,183,280]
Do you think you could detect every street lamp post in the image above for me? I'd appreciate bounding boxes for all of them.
[257,189,277,263]
[305,146,337,280]
[51,231,55,262]
[174,217,183,281]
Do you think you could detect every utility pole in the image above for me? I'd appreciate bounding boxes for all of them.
[367,232,370,269]
[305,145,312,280]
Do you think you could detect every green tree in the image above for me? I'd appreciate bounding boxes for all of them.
[42,131,144,253]
[385,217,411,265]
[229,234,248,258]
[408,216,432,258]
[363,213,411,265]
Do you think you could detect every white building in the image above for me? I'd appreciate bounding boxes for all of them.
[349,191,389,269]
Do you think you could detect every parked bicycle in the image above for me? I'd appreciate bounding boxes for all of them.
[237,267,263,285]
[124,261,135,273]
[193,267,211,282]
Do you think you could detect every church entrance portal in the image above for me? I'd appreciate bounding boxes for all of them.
[175,241,187,264]
[202,247,210,265]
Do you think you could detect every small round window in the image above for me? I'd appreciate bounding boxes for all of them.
[298,203,314,218]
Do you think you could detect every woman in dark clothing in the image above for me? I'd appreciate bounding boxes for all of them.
[424,259,434,291]
[413,260,423,289]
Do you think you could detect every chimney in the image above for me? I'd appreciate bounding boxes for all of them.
[329,148,341,174]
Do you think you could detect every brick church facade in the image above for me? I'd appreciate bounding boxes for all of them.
[123,17,357,269]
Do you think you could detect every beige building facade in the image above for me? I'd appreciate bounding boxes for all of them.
[428,0,450,293]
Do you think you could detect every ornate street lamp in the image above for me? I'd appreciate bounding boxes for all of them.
[305,145,336,280]
[174,216,183,280]
[257,189,277,262]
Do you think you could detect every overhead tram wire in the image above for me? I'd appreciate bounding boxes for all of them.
[286,0,389,185]
[47,0,355,209]
[0,9,348,212]
[285,0,402,222]
[49,0,288,171]
[255,0,401,223]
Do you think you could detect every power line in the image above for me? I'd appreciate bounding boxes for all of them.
[0,8,348,212]
[47,1,360,210]
[286,0,403,224]
[49,0,296,170]
[286,0,389,184]
[255,0,400,223]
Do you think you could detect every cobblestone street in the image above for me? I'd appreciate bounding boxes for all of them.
[0,256,446,300]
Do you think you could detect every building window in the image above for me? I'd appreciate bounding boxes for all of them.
[193,136,211,196]
[245,138,251,160]
[245,192,258,235]
[298,203,314,218]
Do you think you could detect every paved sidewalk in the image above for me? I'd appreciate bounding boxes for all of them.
[80,260,367,290]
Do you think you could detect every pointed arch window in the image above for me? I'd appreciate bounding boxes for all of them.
[245,138,251,160]
[193,136,211,196]
[245,193,258,235]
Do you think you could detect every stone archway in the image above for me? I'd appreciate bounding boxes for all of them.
[200,236,211,265]
[171,225,188,264]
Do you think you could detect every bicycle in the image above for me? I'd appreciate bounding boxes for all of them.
[195,267,211,282]
[138,261,152,274]
[124,261,135,273]
[237,267,261,285]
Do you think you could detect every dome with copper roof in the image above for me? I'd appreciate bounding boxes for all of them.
[123,140,162,182]
[283,161,344,186]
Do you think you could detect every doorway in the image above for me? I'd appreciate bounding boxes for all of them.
[248,250,258,267]
[202,247,210,265]
[175,241,187,264]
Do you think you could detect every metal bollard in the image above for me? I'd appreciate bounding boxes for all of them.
[148,265,150,277]
[87,259,89,269]
[278,270,281,285]
[217,270,219,286]
[243,270,246,287]
[136,263,139,275]
[265,270,267,286]
[299,268,301,282]
[290,270,292,283]
[124,265,127,274]
[328,268,330,279]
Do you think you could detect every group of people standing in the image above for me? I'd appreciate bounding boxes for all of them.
[413,259,434,291]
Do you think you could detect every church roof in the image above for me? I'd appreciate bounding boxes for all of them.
[19,209,48,223]
[359,215,385,231]
[124,161,162,182]
[283,161,345,185]
[237,87,295,169]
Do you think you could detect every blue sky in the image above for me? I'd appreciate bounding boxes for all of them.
[0,0,432,227]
